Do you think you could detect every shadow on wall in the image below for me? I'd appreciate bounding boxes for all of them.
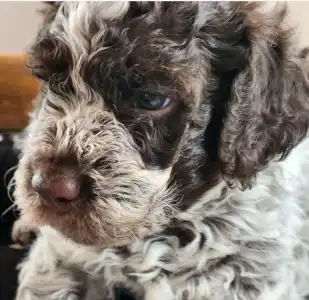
[0,2,42,53]
[287,1,309,47]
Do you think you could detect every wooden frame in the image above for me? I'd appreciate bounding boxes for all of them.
[0,54,39,131]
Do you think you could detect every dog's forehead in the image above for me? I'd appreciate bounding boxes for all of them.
[49,2,130,55]
[48,1,206,54]
[43,2,207,98]
[47,2,176,71]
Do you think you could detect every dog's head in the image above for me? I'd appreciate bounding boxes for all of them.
[14,2,309,246]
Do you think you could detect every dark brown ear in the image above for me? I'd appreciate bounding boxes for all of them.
[217,3,309,186]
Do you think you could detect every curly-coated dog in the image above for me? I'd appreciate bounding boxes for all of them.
[12,2,309,300]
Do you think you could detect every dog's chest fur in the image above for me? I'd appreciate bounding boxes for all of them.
[32,137,309,300]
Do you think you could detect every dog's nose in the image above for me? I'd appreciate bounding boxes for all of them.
[31,172,80,203]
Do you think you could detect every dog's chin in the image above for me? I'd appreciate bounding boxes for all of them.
[19,196,167,248]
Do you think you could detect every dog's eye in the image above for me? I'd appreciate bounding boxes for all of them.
[135,92,172,110]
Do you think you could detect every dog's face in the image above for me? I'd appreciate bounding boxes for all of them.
[14,2,309,246]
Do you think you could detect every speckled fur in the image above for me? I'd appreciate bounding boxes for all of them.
[13,2,309,300]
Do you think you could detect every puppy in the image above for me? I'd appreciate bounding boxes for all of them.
[13,2,309,300]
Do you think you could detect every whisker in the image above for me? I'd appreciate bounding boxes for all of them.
[1,202,17,220]
[2,167,18,210]
[4,165,17,189]
[7,177,16,204]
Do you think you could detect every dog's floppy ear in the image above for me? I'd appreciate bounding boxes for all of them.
[212,3,309,186]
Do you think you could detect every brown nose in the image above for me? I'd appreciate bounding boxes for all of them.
[31,172,80,203]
